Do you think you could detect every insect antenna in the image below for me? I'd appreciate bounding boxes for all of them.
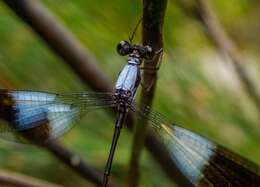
[128,17,143,44]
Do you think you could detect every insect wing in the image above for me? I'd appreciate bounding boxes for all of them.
[0,89,116,143]
[131,104,260,187]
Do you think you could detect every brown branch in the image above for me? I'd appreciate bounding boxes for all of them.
[129,1,194,186]
[196,0,260,111]
[128,0,167,187]
[0,169,61,187]
[2,0,113,92]
[0,82,115,187]
[42,141,117,187]
[177,0,260,112]
[2,0,193,186]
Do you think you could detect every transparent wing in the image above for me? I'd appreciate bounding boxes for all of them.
[131,103,260,187]
[0,89,116,143]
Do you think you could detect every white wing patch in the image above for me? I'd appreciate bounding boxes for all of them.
[9,91,78,139]
[160,125,216,184]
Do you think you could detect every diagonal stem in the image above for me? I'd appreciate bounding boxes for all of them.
[195,0,260,112]
[2,0,113,92]
[42,141,118,187]
[176,0,260,113]
[0,82,116,187]
[0,169,61,187]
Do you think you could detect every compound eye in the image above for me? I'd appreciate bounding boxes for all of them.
[117,40,131,56]
[144,45,155,60]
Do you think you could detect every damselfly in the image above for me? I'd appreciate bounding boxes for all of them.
[0,40,260,187]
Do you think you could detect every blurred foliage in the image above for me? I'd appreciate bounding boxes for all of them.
[0,0,260,186]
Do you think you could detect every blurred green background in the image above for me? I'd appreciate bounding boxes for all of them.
[0,0,260,186]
